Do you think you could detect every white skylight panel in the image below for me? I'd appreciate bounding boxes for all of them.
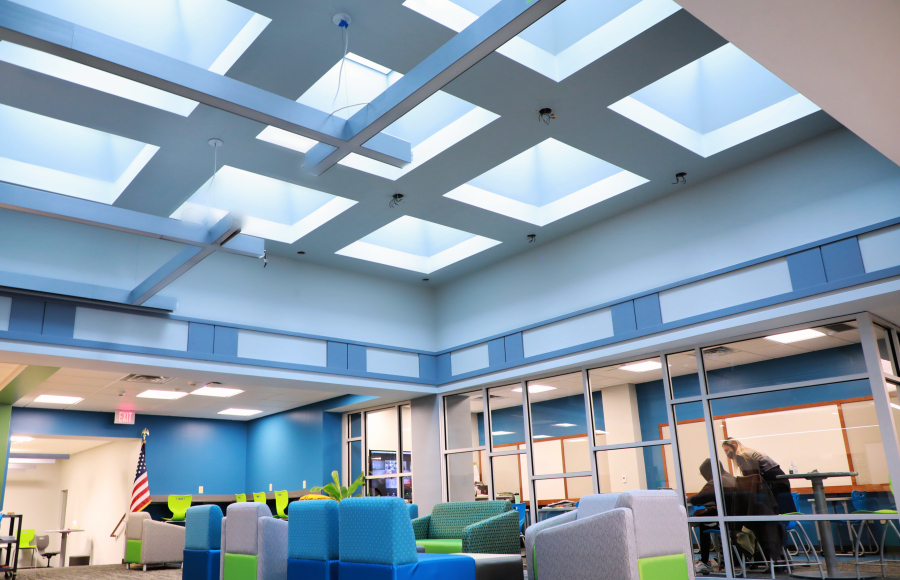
[444,138,647,226]
[336,216,500,273]
[0,103,158,204]
[11,0,270,75]
[0,42,199,116]
[170,166,356,244]
[609,44,821,157]
[403,0,680,81]
[257,55,499,180]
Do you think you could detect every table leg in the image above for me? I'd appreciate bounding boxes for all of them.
[60,533,68,568]
[812,480,839,577]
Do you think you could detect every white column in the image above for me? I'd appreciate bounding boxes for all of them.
[601,383,647,491]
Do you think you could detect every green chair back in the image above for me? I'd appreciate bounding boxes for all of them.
[163,495,193,521]
[274,490,289,518]
[235,493,247,502]
[20,529,36,549]
[253,492,267,503]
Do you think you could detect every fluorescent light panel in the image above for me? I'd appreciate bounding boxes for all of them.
[511,385,557,393]
[34,395,82,405]
[552,423,577,427]
[491,431,514,436]
[191,386,243,397]
[764,329,825,344]
[619,360,662,373]
[532,435,551,439]
[10,435,34,443]
[219,408,262,416]
[137,390,188,400]
[9,458,55,464]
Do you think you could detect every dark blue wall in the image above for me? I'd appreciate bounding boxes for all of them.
[10,408,248,495]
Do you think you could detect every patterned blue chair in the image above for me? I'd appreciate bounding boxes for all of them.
[287,500,339,580]
[183,505,223,580]
[339,497,476,580]
[408,504,418,520]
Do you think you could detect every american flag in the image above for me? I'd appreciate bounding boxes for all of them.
[130,441,151,512]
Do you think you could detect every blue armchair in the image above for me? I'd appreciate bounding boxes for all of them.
[183,505,223,580]
[287,500,339,580]
[339,497,476,580]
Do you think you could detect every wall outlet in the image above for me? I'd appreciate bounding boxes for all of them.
[269,483,273,491]
[303,480,307,489]
[621,475,627,483]
[198,486,203,494]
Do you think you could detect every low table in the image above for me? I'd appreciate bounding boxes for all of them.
[463,553,522,580]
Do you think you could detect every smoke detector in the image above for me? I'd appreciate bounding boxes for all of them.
[121,374,174,384]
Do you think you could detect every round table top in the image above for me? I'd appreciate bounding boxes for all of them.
[44,529,85,534]
[776,472,857,480]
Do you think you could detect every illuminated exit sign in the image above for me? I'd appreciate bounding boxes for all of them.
[115,410,135,425]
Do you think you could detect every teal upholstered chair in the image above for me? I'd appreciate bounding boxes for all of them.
[339,497,475,580]
[411,501,520,554]
[183,505,223,580]
[287,500,339,580]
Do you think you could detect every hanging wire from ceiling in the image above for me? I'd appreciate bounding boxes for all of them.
[205,138,223,226]
[331,15,350,115]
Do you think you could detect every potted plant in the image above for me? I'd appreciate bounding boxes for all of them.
[309,471,365,502]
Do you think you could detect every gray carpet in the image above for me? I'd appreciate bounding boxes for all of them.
[18,564,182,579]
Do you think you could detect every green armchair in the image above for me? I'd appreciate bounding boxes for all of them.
[411,501,520,554]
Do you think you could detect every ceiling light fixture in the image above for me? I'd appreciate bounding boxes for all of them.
[137,390,188,400]
[672,172,687,185]
[553,423,577,428]
[390,193,404,208]
[491,431,514,436]
[34,395,83,405]
[10,436,34,443]
[191,386,243,398]
[764,329,825,343]
[532,435,551,439]
[511,385,557,394]
[619,361,662,373]
[219,408,263,416]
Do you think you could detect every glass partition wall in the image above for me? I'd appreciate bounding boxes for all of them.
[439,313,900,578]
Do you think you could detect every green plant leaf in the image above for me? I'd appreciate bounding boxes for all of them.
[331,470,342,489]
[322,482,340,500]
[346,471,365,496]
[309,486,324,493]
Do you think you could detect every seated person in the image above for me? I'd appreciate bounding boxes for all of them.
[689,459,736,575]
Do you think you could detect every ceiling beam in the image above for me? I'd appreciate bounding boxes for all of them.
[302,0,567,176]
[129,214,244,306]
[0,0,412,168]
[0,181,262,258]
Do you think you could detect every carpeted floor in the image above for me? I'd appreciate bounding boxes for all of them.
[18,564,182,579]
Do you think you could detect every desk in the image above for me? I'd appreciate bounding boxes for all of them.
[778,473,867,579]
[44,529,84,568]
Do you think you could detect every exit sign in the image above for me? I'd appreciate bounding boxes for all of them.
[115,410,135,425]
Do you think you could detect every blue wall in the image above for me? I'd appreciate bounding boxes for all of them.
[9,394,362,497]
[10,408,248,495]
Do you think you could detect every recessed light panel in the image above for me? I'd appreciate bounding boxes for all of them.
[10,435,34,443]
[170,166,356,243]
[219,408,262,416]
[445,138,647,225]
[257,54,498,180]
[336,216,500,273]
[764,329,825,344]
[0,103,158,204]
[511,385,557,394]
[403,0,680,81]
[491,431,514,436]
[619,360,662,372]
[34,395,83,405]
[11,0,271,75]
[552,423,577,427]
[191,386,243,397]
[609,44,820,157]
[137,390,188,400]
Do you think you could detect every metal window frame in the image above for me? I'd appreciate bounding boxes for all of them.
[342,401,412,500]
[436,311,900,578]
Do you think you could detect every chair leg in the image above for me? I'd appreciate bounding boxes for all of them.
[797,525,824,579]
